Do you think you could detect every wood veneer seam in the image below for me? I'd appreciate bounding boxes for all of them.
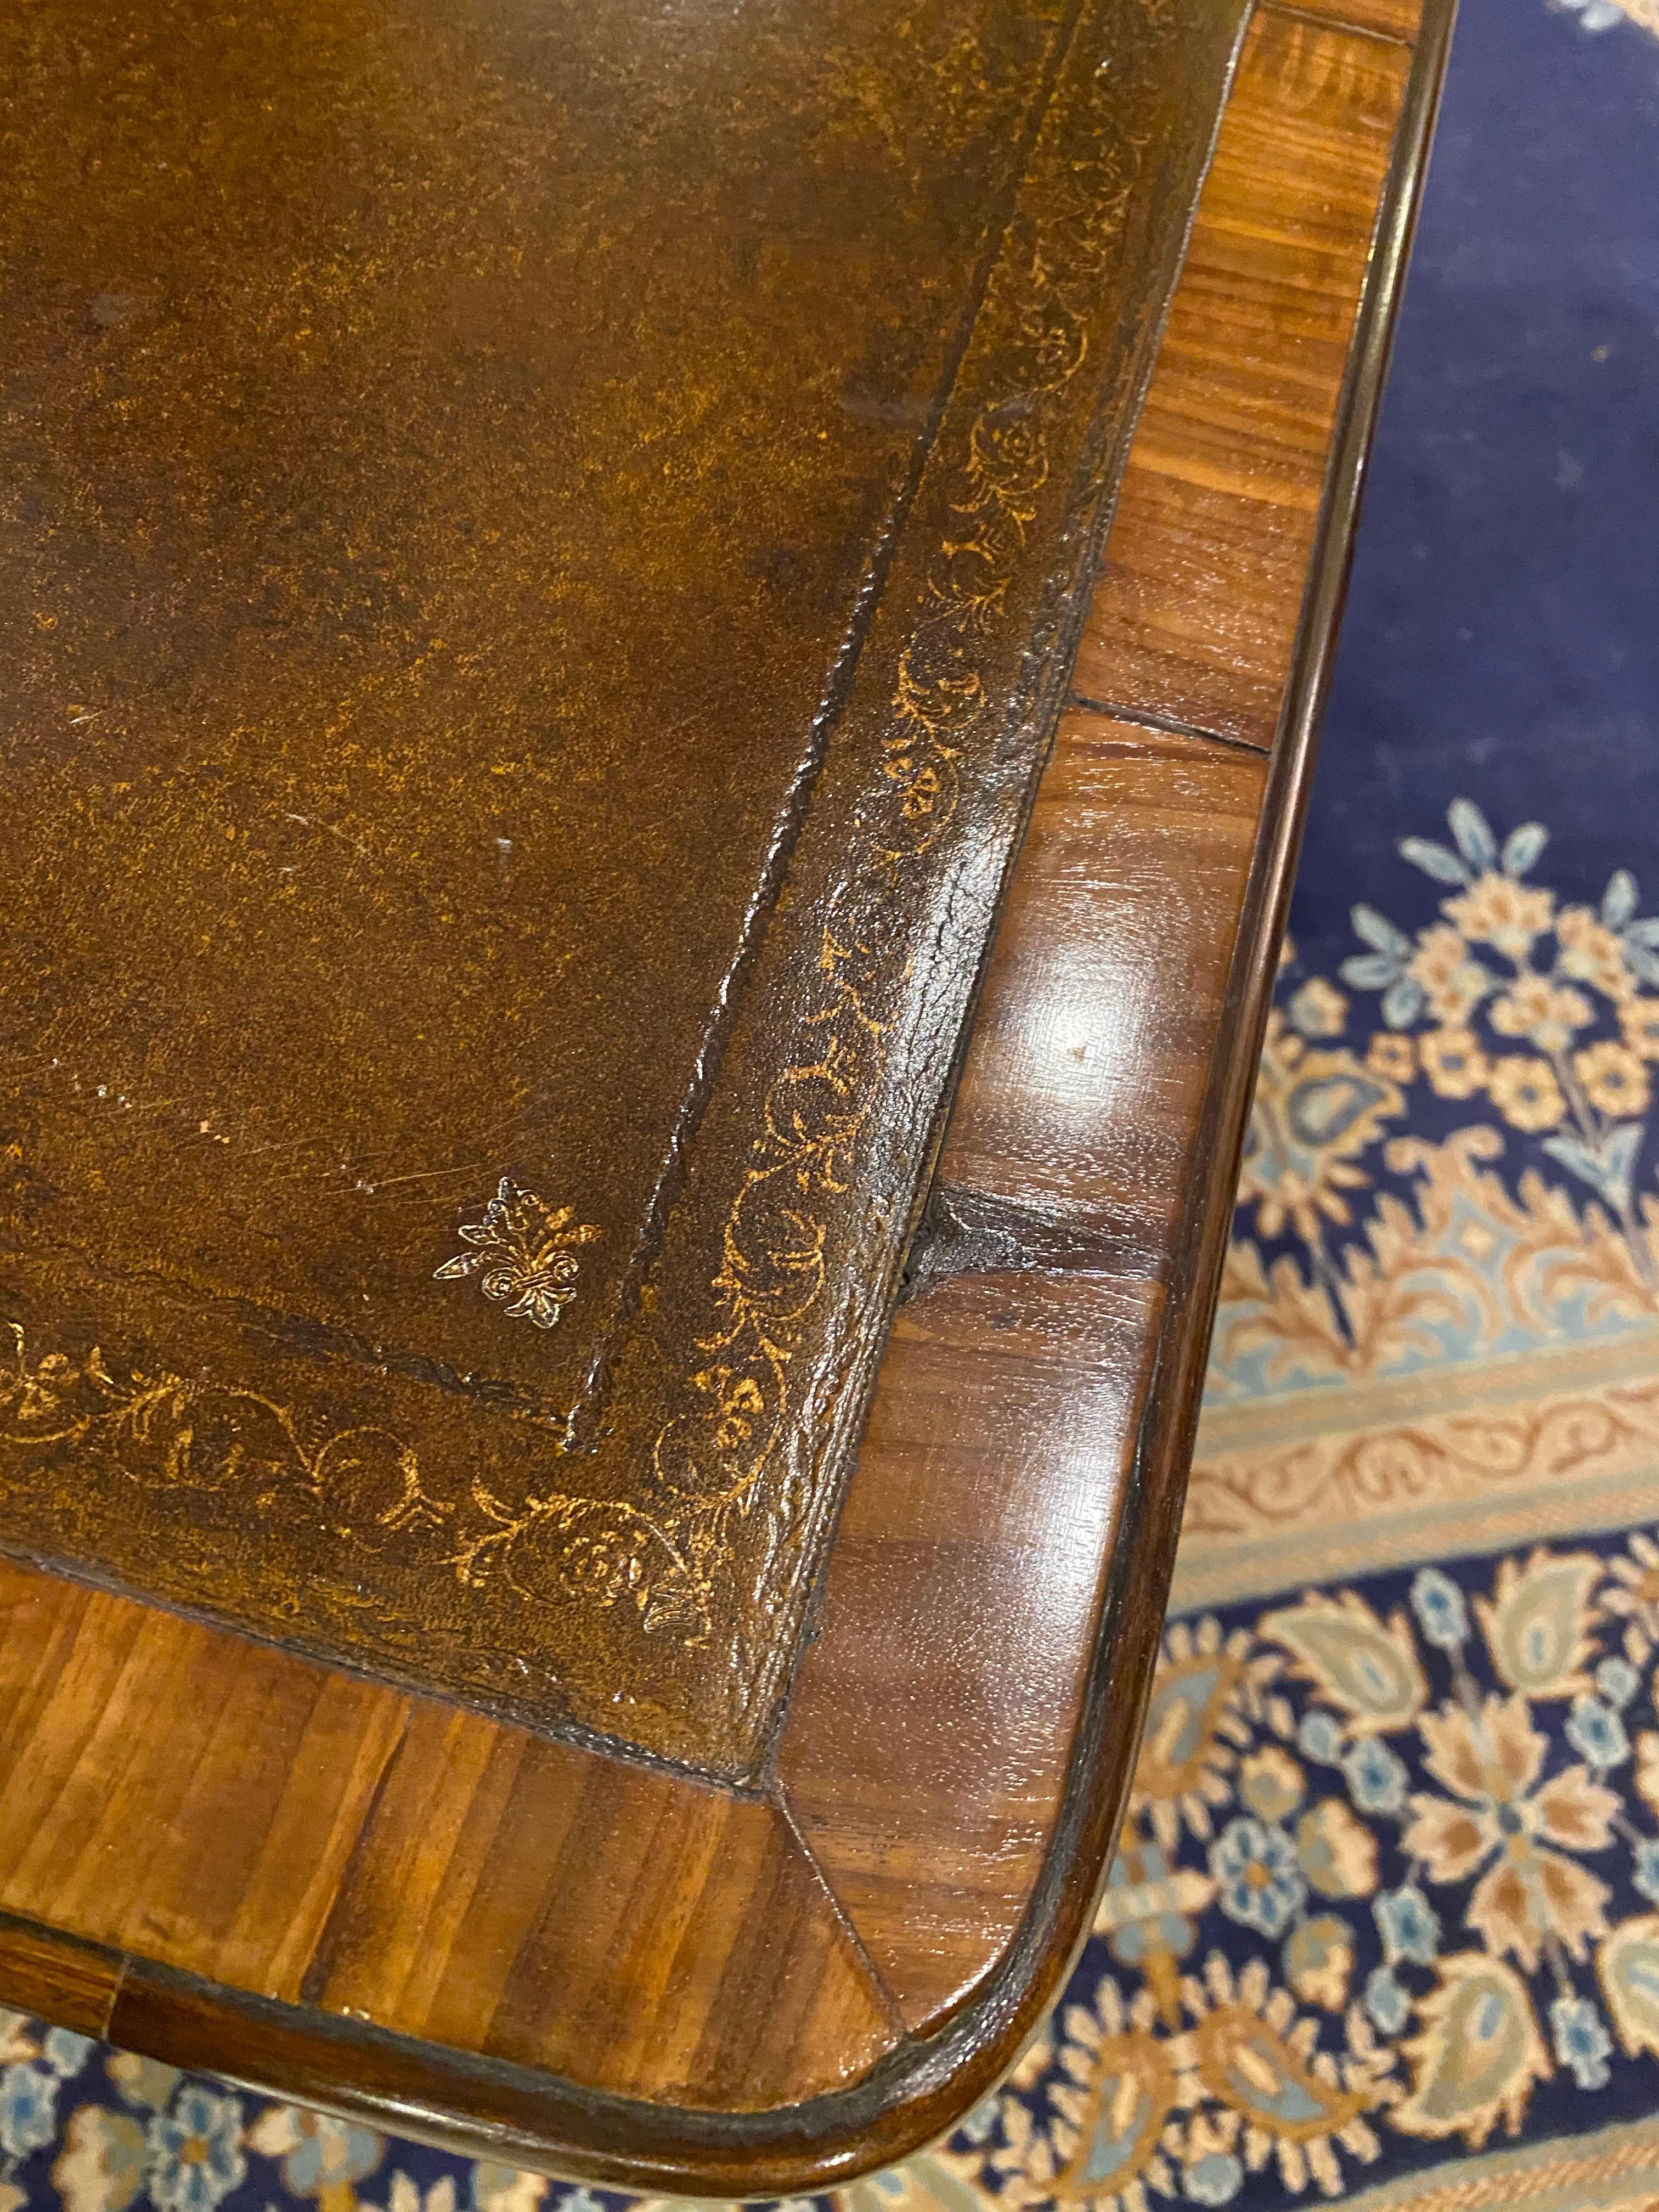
[5,1590,205,1910]
[100,1949,131,2041]
[1262,0,1416,46]
[774,1791,911,2045]
[1064,691,1273,754]
[0,1539,775,1804]
[0,1578,97,1891]
[297,1699,416,2010]
[899,1182,1167,1298]
[0,1906,131,2040]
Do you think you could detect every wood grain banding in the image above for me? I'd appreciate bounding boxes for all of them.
[782,723,1266,2030]
[1073,9,1413,748]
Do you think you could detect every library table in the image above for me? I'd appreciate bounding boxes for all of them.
[0,0,1451,2188]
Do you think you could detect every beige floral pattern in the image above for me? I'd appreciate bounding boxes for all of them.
[1404,1696,1618,1968]
[1337,801,1659,1288]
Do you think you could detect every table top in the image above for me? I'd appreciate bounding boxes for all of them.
[2,0,1249,1786]
[0,0,1452,2188]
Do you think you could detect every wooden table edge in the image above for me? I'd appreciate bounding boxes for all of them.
[0,0,1456,2190]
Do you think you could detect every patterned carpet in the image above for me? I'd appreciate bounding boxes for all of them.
[4,0,1658,2205]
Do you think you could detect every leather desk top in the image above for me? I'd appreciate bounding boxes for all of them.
[6,0,1240,1778]
[0,0,1454,2188]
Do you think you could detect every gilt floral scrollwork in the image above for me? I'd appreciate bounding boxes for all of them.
[434,1178,601,1331]
[637,70,1152,1688]
[162,12,1171,1684]
[0,1321,448,1549]
[0,8,1199,1730]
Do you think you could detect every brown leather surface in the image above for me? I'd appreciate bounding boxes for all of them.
[0,0,1245,1773]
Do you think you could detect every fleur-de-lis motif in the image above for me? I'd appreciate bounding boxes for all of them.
[435,1178,601,1330]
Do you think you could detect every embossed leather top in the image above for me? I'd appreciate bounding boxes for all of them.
[0,0,1452,2186]
[3,0,1238,1775]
